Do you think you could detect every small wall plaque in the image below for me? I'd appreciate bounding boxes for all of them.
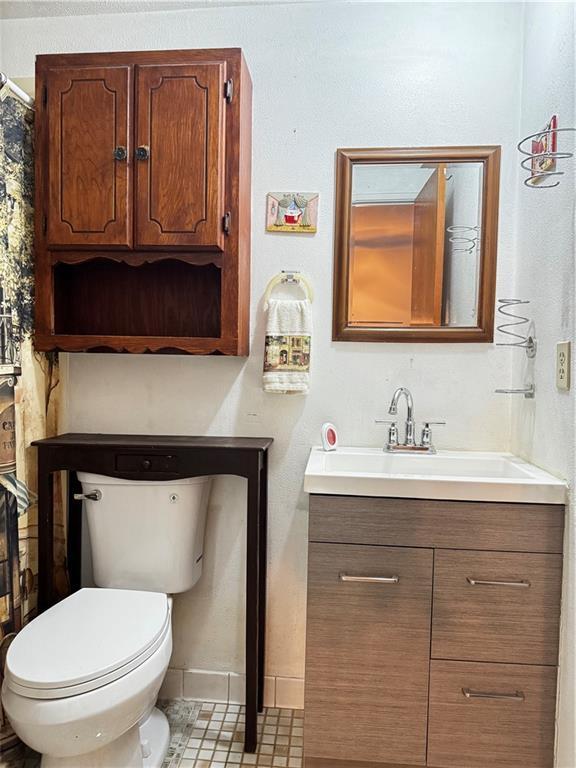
[266,192,319,234]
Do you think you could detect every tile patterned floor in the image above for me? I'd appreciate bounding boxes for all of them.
[174,702,303,767]
[0,701,303,768]
[160,699,204,767]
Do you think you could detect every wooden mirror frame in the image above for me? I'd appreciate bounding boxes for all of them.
[332,145,501,342]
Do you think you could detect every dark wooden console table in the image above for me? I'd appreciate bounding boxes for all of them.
[32,433,273,753]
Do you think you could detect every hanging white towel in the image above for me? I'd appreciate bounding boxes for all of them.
[263,299,312,394]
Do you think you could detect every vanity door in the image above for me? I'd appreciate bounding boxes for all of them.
[304,543,433,766]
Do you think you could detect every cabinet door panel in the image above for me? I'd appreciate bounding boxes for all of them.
[135,63,226,249]
[304,543,433,766]
[46,66,131,247]
[428,660,557,768]
[432,550,562,665]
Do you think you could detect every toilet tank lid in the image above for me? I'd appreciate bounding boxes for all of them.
[6,589,169,692]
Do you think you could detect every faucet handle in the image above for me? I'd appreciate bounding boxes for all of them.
[375,419,399,448]
[421,421,445,448]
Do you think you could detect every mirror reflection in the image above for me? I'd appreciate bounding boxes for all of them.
[349,161,483,328]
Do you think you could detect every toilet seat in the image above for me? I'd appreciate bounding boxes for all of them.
[5,588,170,700]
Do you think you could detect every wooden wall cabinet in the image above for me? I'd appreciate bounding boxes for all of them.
[305,495,565,768]
[35,49,252,355]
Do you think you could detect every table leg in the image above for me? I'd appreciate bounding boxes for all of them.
[245,469,261,753]
[37,454,54,614]
[67,471,83,593]
[258,453,268,712]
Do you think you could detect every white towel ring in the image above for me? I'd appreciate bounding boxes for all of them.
[264,271,314,308]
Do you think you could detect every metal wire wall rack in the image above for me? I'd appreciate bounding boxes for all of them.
[494,299,536,399]
[518,125,576,188]
[446,225,480,255]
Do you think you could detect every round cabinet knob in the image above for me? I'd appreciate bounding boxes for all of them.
[135,145,150,160]
[113,146,127,161]
[141,459,152,470]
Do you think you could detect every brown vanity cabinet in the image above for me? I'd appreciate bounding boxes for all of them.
[35,49,251,355]
[305,495,565,768]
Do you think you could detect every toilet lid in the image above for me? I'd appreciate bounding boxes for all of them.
[6,588,169,698]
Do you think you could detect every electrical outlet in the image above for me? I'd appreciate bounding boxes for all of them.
[556,341,571,391]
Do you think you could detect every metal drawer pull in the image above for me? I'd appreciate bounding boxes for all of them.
[463,688,525,702]
[73,490,102,502]
[467,577,531,588]
[339,574,399,584]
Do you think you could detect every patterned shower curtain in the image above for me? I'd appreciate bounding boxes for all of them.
[0,91,64,752]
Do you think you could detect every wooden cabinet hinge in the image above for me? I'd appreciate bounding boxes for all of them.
[222,211,231,235]
[224,79,233,104]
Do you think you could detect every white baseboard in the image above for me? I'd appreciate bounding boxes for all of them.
[159,667,304,709]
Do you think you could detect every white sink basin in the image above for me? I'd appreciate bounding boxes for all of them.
[304,447,567,504]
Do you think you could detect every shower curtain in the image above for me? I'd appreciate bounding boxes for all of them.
[0,91,65,752]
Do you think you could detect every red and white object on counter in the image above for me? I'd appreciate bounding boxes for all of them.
[321,423,338,452]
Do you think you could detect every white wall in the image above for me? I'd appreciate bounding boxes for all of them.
[510,4,575,766]
[1,1,525,687]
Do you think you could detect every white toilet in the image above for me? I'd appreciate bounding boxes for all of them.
[2,472,212,768]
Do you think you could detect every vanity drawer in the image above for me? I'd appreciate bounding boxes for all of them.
[427,660,557,768]
[432,550,562,665]
[115,453,179,473]
[308,495,564,553]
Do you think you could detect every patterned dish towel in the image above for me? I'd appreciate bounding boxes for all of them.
[263,298,312,394]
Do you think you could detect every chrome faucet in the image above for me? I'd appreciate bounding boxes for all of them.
[388,387,416,447]
[376,387,445,453]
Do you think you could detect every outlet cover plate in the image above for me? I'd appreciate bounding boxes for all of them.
[556,341,571,391]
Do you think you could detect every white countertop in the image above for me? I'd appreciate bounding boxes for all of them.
[304,447,567,505]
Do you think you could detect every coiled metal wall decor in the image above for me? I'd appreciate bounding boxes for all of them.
[494,299,536,399]
[446,225,480,255]
[495,298,537,358]
[518,125,575,188]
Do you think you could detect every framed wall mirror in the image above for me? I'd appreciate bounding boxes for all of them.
[333,146,501,342]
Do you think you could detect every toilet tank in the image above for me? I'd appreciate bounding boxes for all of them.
[77,472,212,594]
